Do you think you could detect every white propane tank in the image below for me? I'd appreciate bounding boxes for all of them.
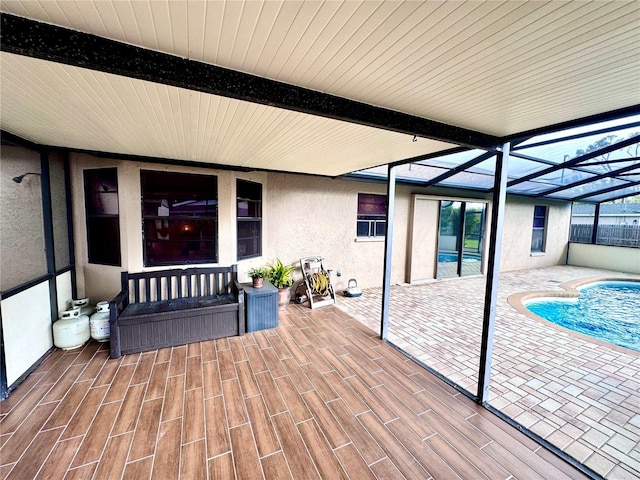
[53,309,90,350]
[90,301,110,342]
[71,298,94,316]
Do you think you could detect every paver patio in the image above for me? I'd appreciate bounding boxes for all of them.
[336,265,640,480]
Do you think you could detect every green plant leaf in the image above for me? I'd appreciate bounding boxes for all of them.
[266,259,295,288]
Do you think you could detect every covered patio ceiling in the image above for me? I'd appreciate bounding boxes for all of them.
[1,1,639,202]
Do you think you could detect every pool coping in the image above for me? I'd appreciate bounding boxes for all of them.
[507,275,640,357]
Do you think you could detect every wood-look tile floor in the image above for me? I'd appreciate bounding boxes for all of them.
[0,304,589,479]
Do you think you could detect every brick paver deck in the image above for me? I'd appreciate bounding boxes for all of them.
[335,265,640,480]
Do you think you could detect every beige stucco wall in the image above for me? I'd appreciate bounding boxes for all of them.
[0,146,47,291]
[70,154,572,300]
[500,197,571,272]
[407,195,440,282]
[567,243,640,274]
[264,173,400,292]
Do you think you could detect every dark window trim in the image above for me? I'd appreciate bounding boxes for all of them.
[141,170,219,267]
[84,167,121,266]
[357,193,387,238]
[236,179,262,261]
[531,205,548,253]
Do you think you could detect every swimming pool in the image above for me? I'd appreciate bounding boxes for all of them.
[525,281,640,352]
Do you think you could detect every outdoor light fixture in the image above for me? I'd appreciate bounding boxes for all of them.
[12,172,41,183]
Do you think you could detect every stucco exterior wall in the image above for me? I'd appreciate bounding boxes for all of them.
[70,155,572,300]
[407,195,440,283]
[264,173,398,292]
[567,243,640,274]
[500,198,571,272]
[0,146,47,291]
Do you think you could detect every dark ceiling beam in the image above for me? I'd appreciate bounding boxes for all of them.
[389,146,470,168]
[508,151,557,166]
[571,180,640,202]
[1,130,42,150]
[506,105,640,145]
[389,138,533,187]
[0,13,501,152]
[511,120,640,151]
[416,136,534,188]
[509,151,640,180]
[595,189,640,204]
[582,156,640,167]
[414,137,535,188]
[422,151,495,187]
[534,163,640,197]
[507,136,640,188]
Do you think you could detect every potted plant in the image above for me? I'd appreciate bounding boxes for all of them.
[248,266,268,288]
[266,259,296,310]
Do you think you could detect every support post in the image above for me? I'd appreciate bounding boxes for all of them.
[477,143,510,404]
[591,203,600,244]
[380,165,397,340]
[0,309,6,399]
[63,152,78,298]
[41,153,58,323]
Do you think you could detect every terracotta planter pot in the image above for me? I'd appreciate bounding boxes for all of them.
[277,287,291,311]
[252,277,264,288]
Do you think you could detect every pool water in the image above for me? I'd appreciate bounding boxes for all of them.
[438,253,480,263]
[525,281,640,352]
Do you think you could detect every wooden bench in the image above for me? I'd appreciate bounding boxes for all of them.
[109,266,245,358]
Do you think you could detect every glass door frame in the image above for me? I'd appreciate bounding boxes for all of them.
[436,199,487,279]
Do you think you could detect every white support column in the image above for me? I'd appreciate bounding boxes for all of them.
[380,165,396,340]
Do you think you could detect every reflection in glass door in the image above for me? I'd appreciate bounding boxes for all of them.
[462,203,485,276]
[437,201,485,278]
[437,201,462,278]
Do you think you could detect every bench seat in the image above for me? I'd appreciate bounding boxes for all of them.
[109,266,245,358]
[120,294,236,320]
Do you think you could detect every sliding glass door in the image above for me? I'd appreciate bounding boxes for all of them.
[437,201,462,278]
[437,201,485,278]
[461,203,485,276]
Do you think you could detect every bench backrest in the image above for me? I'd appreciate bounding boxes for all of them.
[122,266,238,303]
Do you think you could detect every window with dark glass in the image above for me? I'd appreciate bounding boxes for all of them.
[531,205,547,253]
[84,168,121,266]
[357,193,387,238]
[237,180,262,260]
[141,170,218,266]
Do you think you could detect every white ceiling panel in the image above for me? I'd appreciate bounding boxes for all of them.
[1,0,639,175]
[0,52,453,176]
